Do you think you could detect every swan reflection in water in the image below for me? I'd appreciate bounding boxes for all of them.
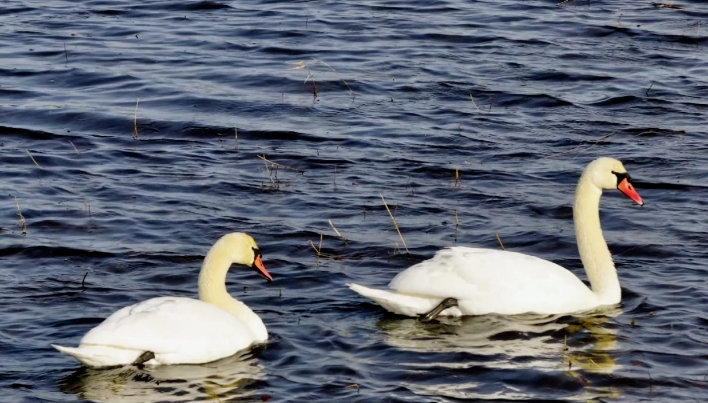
[377,306,622,401]
[58,350,264,403]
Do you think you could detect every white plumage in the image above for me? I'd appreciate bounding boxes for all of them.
[351,247,597,317]
[53,233,272,367]
[54,297,256,367]
[350,157,644,317]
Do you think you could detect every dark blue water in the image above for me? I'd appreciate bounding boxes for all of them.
[2,0,708,401]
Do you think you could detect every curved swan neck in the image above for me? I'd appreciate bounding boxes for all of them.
[197,239,268,342]
[574,174,621,305]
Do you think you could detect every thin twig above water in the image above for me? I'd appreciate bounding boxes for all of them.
[380,194,409,254]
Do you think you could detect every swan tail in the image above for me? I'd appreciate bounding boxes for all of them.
[348,283,438,317]
[52,344,143,368]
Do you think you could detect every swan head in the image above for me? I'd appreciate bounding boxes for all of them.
[219,232,273,282]
[585,157,643,206]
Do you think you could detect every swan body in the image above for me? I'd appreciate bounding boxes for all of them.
[53,233,273,368]
[350,157,644,317]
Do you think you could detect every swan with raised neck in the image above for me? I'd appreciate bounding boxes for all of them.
[574,157,641,305]
[349,157,644,318]
[199,232,271,341]
[52,232,273,367]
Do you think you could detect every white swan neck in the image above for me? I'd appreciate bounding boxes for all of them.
[574,175,621,305]
[198,241,268,342]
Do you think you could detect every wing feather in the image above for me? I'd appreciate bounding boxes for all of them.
[80,297,253,362]
[389,247,597,314]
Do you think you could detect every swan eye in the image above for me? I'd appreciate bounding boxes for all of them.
[251,247,261,260]
[611,171,631,186]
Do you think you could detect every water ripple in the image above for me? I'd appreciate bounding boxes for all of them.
[1,0,708,402]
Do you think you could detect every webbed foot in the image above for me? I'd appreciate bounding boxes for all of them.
[132,351,155,368]
[420,297,458,322]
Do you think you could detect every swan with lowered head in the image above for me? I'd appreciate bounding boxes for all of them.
[53,232,272,368]
[349,157,644,320]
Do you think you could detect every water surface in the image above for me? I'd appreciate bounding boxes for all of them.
[2,0,708,402]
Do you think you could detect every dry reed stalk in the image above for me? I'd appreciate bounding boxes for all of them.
[262,157,277,188]
[256,154,304,173]
[345,383,360,393]
[495,232,505,250]
[289,61,318,96]
[308,233,346,262]
[309,239,321,255]
[309,234,324,253]
[69,140,79,155]
[15,197,27,235]
[469,94,482,113]
[380,194,409,254]
[549,131,618,158]
[454,168,460,188]
[308,234,326,264]
[272,165,280,185]
[234,126,238,150]
[315,59,355,96]
[26,150,43,169]
[586,356,601,370]
[329,219,346,244]
[392,242,400,256]
[453,209,460,240]
[258,154,304,190]
[289,59,354,97]
[132,99,139,139]
[648,372,654,393]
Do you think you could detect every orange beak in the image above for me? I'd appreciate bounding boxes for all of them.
[617,177,643,206]
[253,254,273,282]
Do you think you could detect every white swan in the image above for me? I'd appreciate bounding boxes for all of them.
[53,232,272,368]
[349,157,644,319]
